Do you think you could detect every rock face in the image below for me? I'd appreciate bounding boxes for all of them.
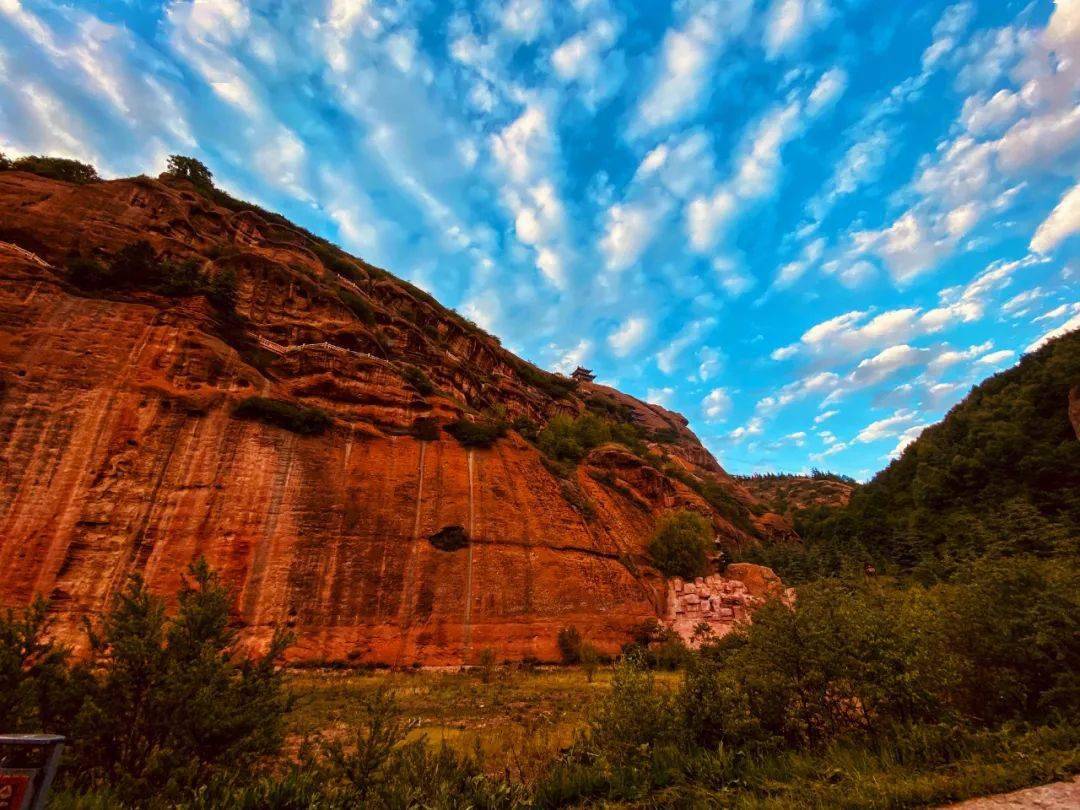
[665,564,793,645]
[0,170,789,665]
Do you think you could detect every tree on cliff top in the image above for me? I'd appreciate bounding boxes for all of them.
[648,510,713,580]
[166,154,214,189]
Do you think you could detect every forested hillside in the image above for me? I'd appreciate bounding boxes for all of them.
[744,329,1080,582]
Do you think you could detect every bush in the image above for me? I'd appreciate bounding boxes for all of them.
[445,416,507,447]
[536,412,644,465]
[3,154,99,183]
[70,561,292,802]
[232,396,332,435]
[647,510,712,579]
[339,289,376,324]
[68,242,238,312]
[1,560,294,805]
[402,365,435,396]
[557,626,583,664]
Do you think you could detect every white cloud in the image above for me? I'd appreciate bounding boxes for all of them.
[608,316,650,356]
[976,349,1015,365]
[498,0,548,42]
[697,346,724,381]
[925,340,993,375]
[889,423,930,458]
[551,339,592,374]
[848,344,927,386]
[763,0,832,59]
[600,202,656,272]
[1030,182,1080,254]
[1002,287,1044,316]
[814,409,838,424]
[655,318,716,374]
[1027,311,1080,353]
[634,0,753,133]
[729,416,764,441]
[806,67,847,116]
[961,89,1024,135]
[856,409,921,443]
[702,388,732,421]
[648,386,675,407]
[490,105,553,185]
[1034,302,1079,322]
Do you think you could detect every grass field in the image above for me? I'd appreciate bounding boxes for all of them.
[284,666,1080,808]
[286,665,680,783]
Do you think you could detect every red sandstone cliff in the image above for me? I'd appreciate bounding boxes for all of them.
[0,170,789,664]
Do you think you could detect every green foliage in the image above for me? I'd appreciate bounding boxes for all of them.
[536,412,644,465]
[445,415,508,447]
[1,154,99,183]
[782,331,1080,579]
[68,241,237,312]
[557,626,583,664]
[232,396,332,435]
[166,155,214,189]
[0,596,84,734]
[647,510,712,579]
[667,466,760,537]
[402,365,435,396]
[537,557,1080,805]
[70,561,293,802]
[511,361,577,400]
[2,560,293,806]
[339,289,376,324]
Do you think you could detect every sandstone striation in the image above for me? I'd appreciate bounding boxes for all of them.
[0,170,790,665]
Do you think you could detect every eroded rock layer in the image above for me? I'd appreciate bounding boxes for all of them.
[0,171,789,664]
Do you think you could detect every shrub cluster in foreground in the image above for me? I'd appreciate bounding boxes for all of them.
[7,555,1076,808]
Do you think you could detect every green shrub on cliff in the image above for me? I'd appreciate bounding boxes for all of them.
[647,510,712,580]
[1,154,99,184]
[232,396,332,435]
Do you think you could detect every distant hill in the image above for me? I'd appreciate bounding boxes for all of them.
[736,472,855,518]
[745,330,1080,581]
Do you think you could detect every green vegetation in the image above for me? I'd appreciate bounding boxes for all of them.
[536,412,644,465]
[647,510,713,579]
[5,560,291,806]
[339,289,377,324]
[445,413,508,447]
[537,557,1080,807]
[69,240,238,312]
[510,359,578,400]
[9,555,1078,807]
[165,154,214,189]
[232,396,332,435]
[0,153,99,183]
[402,365,436,396]
[667,465,761,537]
[744,330,1080,583]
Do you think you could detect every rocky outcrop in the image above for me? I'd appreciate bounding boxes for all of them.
[665,564,792,645]
[0,170,790,665]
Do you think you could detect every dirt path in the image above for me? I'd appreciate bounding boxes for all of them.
[943,776,1080,808]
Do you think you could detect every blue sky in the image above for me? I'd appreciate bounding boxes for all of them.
[2,0,1079,479]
